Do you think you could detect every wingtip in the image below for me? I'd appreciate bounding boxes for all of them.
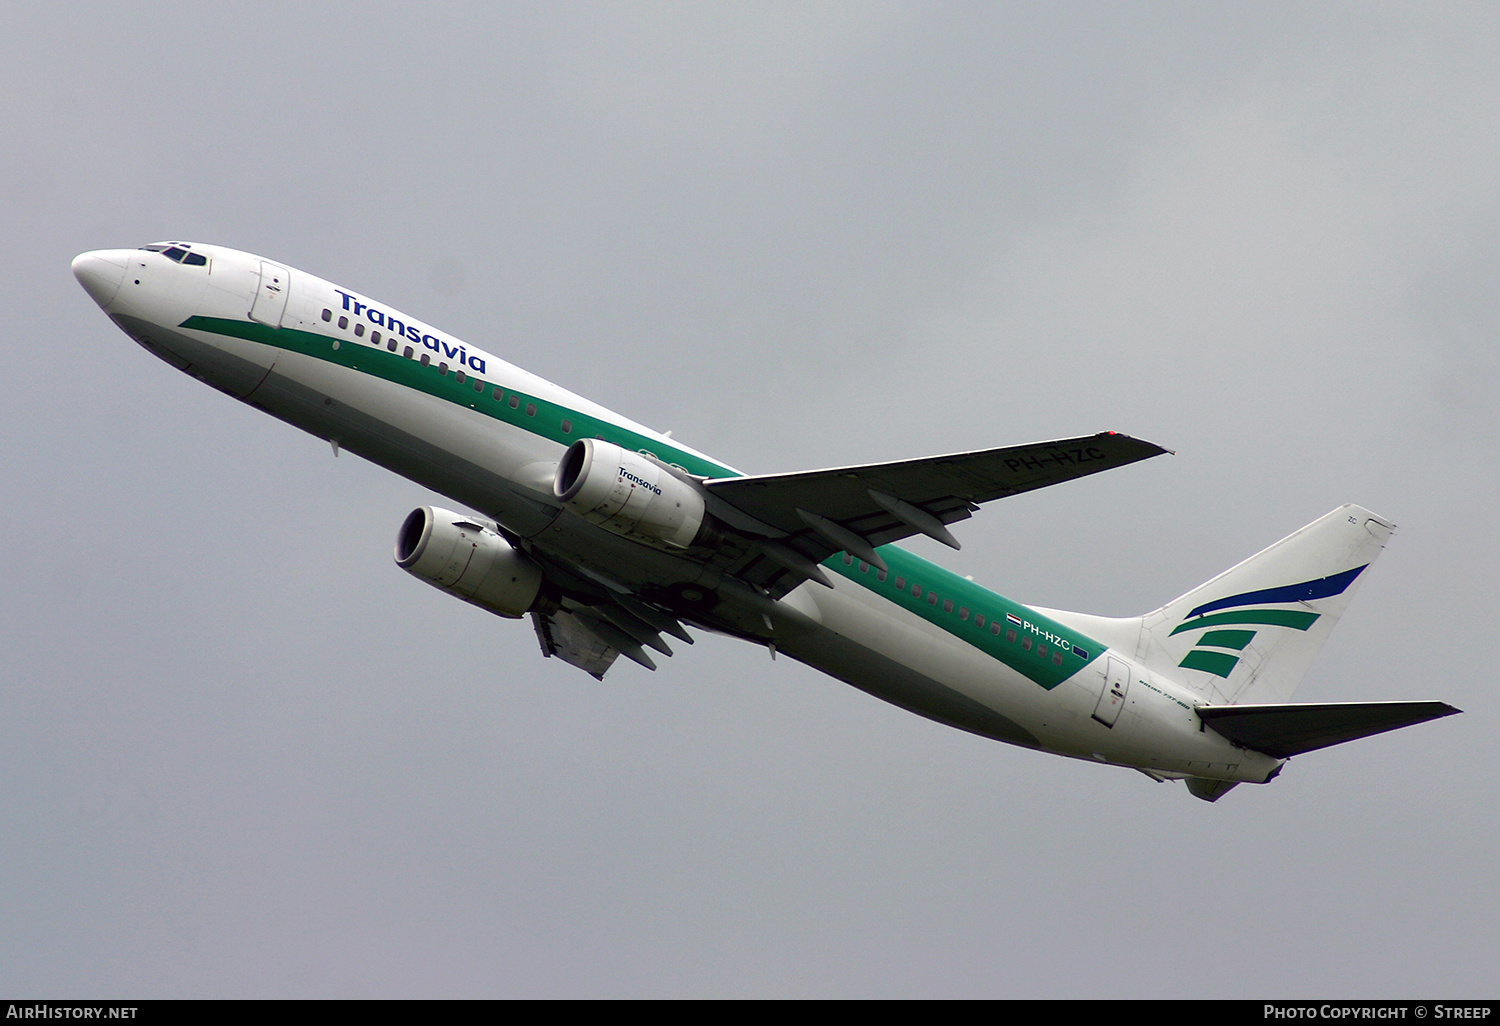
[1100,430,1173,457]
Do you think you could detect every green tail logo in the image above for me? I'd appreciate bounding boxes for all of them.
[1169,566,1366,678]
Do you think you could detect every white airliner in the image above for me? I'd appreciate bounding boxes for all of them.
[73,242,1458,801]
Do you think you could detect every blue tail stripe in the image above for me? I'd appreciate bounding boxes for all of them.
[1186,565,1368,619]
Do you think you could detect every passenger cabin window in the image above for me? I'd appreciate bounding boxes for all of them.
[337,316,348,329]
[561,419,572,434]
[322,309,332,322]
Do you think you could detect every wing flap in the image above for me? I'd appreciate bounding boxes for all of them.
[532,595,694,679]
[532,609,620,680]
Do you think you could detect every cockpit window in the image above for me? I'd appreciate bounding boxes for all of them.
[138,242,206,266]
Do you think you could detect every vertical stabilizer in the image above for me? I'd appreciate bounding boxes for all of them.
[1134,505,1393,705]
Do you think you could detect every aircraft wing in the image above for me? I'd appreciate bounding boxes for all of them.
[704,432,1167,591]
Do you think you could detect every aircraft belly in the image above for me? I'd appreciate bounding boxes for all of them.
[252,361,560,536]
[113,314,273,397]
[770,582,1042,749]
[784,580,1278,779]
[773,614,1041,749]
[141,318,564,537]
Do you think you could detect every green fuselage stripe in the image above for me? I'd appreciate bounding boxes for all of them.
[183,313,1104,688]
[181,315,735,479]
[825,549,1100,689]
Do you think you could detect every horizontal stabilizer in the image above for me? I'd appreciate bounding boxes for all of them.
[1197,701,1461,759]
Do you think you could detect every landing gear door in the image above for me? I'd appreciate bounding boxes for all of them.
[1092,656,1131,728]
[249,261,290,327]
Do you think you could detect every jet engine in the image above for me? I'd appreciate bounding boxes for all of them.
[394,506,543,618]
[553,439,708,549]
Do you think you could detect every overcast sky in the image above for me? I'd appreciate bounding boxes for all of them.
[3,1,1497,998]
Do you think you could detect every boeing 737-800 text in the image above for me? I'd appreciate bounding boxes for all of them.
[72,241,1458,801]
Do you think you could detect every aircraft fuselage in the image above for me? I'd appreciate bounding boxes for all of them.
[73,242,1291,789]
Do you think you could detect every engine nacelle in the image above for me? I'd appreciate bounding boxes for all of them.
[394,506,543,618]
[553,438,707,549]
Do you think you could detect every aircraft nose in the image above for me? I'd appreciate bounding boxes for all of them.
[72,250,131,310]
